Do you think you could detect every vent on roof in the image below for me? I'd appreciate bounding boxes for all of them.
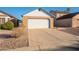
[65,8,71,13]
[38,8,42,11]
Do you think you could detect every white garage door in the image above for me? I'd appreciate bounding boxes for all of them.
[28,19,49,29]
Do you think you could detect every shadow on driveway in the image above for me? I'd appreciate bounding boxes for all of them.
[47,46,79,51]
[59,28,79,36]
[40,41,79,51]
[0,34,12,39]
[41,46,79,51]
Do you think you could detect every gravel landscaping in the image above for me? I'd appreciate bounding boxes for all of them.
[0,29,28,50]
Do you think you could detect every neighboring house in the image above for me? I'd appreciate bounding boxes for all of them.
[0,10,19,27]
[22,8,55,29]
[56,12,79,28]
[50,10,69,27]
[50,10,69,18]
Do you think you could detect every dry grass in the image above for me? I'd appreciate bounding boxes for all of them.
[0,27,28,50]
[11,28,26,38]
[0,38,27,50]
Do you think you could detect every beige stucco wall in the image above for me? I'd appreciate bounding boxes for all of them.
[56,13,67,18]
[24,9,51,17]
[72,14,79,27]
[50,12,68,18]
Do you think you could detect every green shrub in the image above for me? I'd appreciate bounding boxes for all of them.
[1,21,14,30]
[0,24,2,29]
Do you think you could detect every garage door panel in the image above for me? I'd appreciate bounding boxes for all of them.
[28,19,49,29]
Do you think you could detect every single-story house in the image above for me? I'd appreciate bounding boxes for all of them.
[0,10,19,27]
[56,12,79,28]
[22,8,54,29]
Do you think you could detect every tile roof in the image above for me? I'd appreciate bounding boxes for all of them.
[57,12,79,20]
[0,10,19,20]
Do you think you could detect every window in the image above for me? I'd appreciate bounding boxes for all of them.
[2,18,5,23]
[0,18,5,24]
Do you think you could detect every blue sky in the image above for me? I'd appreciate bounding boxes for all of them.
[0,7,79,20]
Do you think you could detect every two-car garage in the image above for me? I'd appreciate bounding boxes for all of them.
[22,8,54,29]
[28,19,49,29]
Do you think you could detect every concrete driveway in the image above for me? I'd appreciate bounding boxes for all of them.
[28,29,79,50]
[7,28,79,51]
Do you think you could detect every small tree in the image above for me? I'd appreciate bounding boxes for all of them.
[1,21,14,30]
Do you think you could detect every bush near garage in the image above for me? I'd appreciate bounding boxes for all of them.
[1,21,14,30]
[0,24,2,29]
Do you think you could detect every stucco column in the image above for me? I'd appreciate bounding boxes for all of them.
[49,18,54,29]
[22,16,28,28]
[72,18,78,28]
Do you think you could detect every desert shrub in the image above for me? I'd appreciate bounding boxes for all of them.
[11,28,27,38]
[1,21,14,30]
[0,27,28,50]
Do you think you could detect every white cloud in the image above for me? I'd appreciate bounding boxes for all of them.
[0,0,79,7]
